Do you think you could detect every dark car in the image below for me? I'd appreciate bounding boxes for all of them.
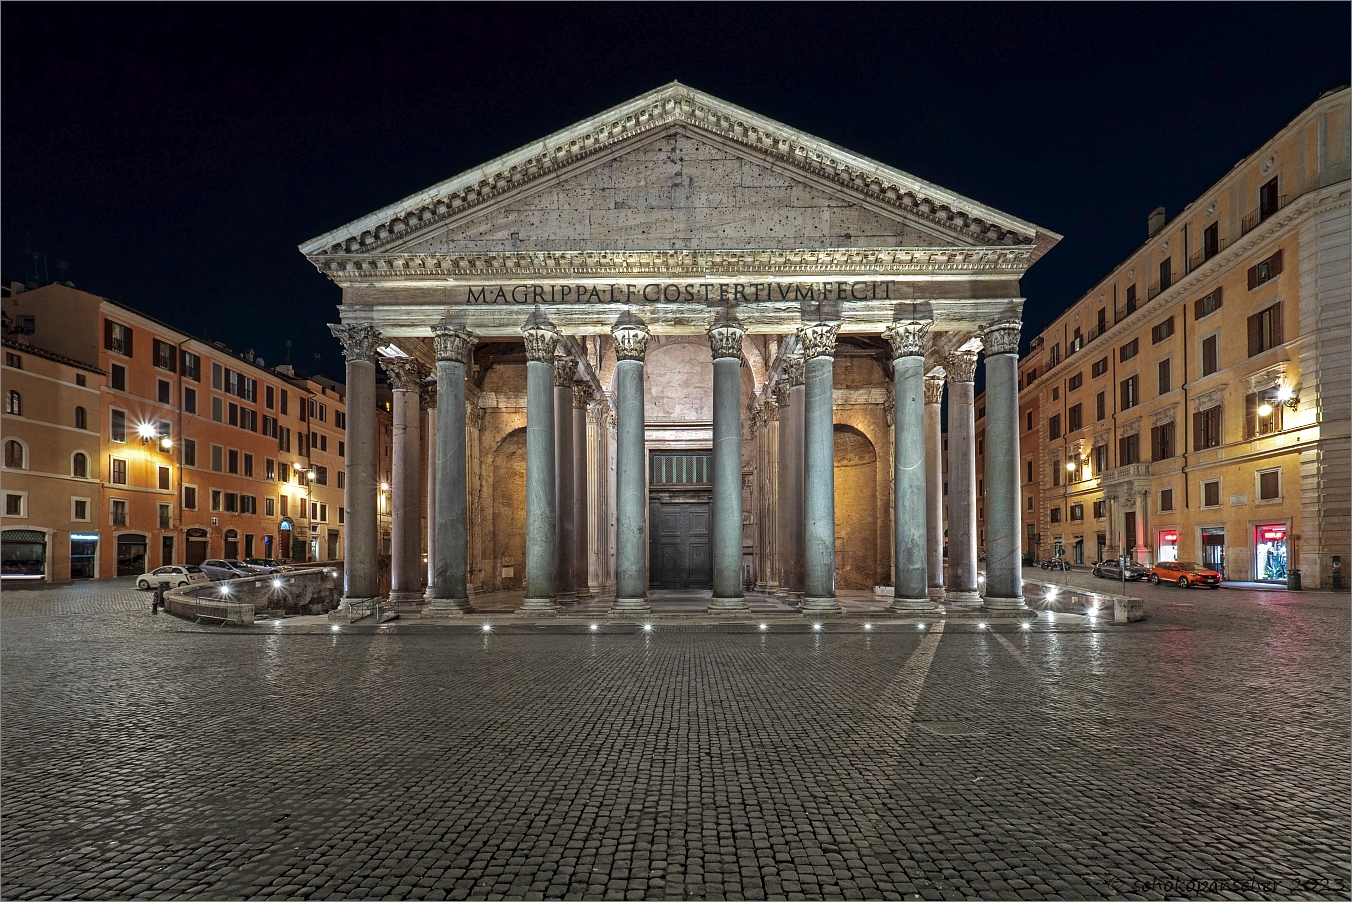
[199,559,253,581]
[241,558,286,574]
[1092,558,1150,581]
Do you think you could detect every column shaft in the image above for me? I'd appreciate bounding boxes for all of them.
[709,320,748,613]
[383,360,426,604]
[979,321,1026,612]
[800,324,842,615]
[425,405,437,594]
[925,375,946,600]
[520,310,560,614]
[885,323,935,613]
[328,324,382,609]
[424,326,473,615]
[775,368,804,595]
[945,352,980,604]
[610,313,651,615]
[572,388,591,597]
[553,360,577,601]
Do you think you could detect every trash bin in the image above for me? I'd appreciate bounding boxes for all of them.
[153,579,171,612]
[1287,569,1302,591]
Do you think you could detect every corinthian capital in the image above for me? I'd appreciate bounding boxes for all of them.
[573,381,594,408]
[521,307,560,362]
[784,355,805,387]
[380,356,428,392]
[553,353,578,387]
[611,310,650,362]
[980,320,1023,357]
[708,318,745,360]
[420,381,437,409]
[943,350,980,383]
[433,324,475,364]
[797,322,839,360]
[923,373,946,404]
[882,320,931,359]
[328,323,383,364]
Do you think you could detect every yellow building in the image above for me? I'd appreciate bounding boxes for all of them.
[1,333,105,581]
[986,86,1349,587]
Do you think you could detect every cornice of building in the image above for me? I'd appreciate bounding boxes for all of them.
[1,335,106,375]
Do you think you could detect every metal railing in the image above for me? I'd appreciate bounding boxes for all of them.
[1188,237,1228,272]
[1242,195,1285,235]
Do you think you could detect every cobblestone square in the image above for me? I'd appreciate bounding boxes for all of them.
[2,578,1348,900]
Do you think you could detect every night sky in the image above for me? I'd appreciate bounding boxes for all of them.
[4,3,1348,382]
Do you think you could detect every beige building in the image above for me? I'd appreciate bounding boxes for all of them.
[984,86,1349,587]
[1,332,105,581]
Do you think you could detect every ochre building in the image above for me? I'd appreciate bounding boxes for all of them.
[302,83,1061,616]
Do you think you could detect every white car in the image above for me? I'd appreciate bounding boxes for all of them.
[137,565,210,590]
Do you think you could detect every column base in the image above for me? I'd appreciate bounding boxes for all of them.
[387,591,425,606]
[981,595,1031,617]
[944,590,982,607]
[517,597,560,617]
[421,596,474,618]
[707,596,751,615]
[800,596,843,616]
[556,591,579,605]
[573,587,593,599]
[608,596,651,617]
[890,595,940,615]
[927,586,946,602]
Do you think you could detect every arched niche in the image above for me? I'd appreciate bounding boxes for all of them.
[833,424,878,589]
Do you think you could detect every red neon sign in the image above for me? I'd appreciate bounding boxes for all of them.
[1261,530,1286,541]
[1159,530,1178,543]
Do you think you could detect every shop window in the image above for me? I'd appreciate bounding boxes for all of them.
[1157,529,1179,563]
[1257,468,1281,501]
[1255,524,1288,582]
[1201,479,1221,508]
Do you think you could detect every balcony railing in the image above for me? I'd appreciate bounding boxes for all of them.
[1188,237,1228,272]
[1147,274,1174,302]
[1242,195,1286,235]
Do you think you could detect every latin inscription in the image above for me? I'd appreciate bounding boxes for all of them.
[464,281,898,305]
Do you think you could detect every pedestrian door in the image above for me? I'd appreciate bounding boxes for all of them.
[649,502,711,589]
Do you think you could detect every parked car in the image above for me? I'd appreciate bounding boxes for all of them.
[136,565,210,590]
[199,559,253,581]
[1148,561,1222,588]
[230,558,278,575]
[1092,558,1150,581]
[243,558,289,573]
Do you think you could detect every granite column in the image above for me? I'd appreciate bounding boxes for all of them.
[924,372,947,601]
[708,318,750,614]
[520,309,560,615]
[424,325,474,616]
[572,382,593,598]
[885,322,937,613]
[944,348,981,605]
[380,355,427,604]
[799,323,842,616]
[977,321,1028,613]
[775,358,805,596]
[609,311,651,616]
[553,354,578,603]
[328,324,383,607]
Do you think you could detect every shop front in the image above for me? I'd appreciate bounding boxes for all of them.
[185,527,209,565]
[115,533,147,576]
[1202,527,1226,577]
[70,533,98,579]
[1255,523,1289,583]
[2,528,48,580]
[1157,529,1179,563]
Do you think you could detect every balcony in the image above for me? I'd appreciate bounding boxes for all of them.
[1242,195,1286,235]
[1188,237,1228,272]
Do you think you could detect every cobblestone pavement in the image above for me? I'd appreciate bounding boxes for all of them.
[3,577,1348,900]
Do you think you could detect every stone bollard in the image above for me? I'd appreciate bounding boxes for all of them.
[1113,596,1145,623]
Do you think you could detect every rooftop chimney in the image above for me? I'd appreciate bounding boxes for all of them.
[1147,206,1167,238]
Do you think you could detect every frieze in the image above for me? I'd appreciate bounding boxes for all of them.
[1151,405,1178,427]
[302,85,1040,259]
[328,323,384,364]
[1193,387,1226,412]
[1119,417,1142,438]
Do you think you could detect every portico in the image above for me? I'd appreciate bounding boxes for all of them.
[307,83,1060,619]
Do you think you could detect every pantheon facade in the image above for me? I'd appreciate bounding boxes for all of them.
[302,83,1060,617]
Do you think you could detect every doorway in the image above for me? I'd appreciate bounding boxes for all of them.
[116,534,147,576]
[161,535,174,567]
[649,502,711,590]
[1202,527,1226,575]
[185,528,208,565]
[223,529,239,560]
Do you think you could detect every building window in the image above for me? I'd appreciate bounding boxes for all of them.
[76,373,87,387]
[158,466,171,490]
[266,385,275,410]
[319,403,327,423]
[1068,373,1082,391]
[1093,391,1105,422]
[184,387,197,415]
[1091,357,1108,378]
[336,411,346,429]
[181,351,201,381]
[1248,249,1283,290]
[1194,287,1223,320]
[1151,421,1176,461]
[1093,443,1108,475]
[183,439,196,468]
[212,396,223,422]
[153,339,176,371]
[228,402,238,427]
[105,321,132,356]
[1119,339,1139,363]
[4,390,21,416]
[110,363,127,392]
[338,440,346,457]
[1119,375,1139,410]
[1159,489,1174,512]
[1027,496,1034,511]
[265,459,276,480]
[1048,343,1061,367]
[72,452,88,478]
[1201,479,1221,508]
[1195,406,1222,450]
[75,406,87,429]
[337,471,345,489]
[1157,358,1172,395]
[4,440,24,469]
[4,493,24,516]
[1068,403,1082,431]
[1048,414,1062,440]
[265,497,275,517]
[241,495,257,515]
[211,445,223,472]
[111,499,128,526]
[1202,222,1220,261]
[280,495,288,517]
[1257,468,1281,501]
[158,503,172,530]
[1096,307,1107,334]
[211,490,222,512]
[319,504,328,522]
[111,458,128,485]
[1248,303,1283,356]
[4,352,20,369]
[1118,433,1140,466]
[183,485,197,510]
[1025,412,1033,432]
[338,508,345,525]
[1247,389,1284,437]
[263,415,278,438]
[1052,460,1062,487]
[225,492,238,513]
[73,498,89,521]
[1070,503,1084,522]
[1093,499,1106,519]
[1026,460,1033,484]
[228,450,239,474]
[156,379,170,404]
[243,454,254,478]
[1201,335,1219,377]
[1158,257,1173,294]
[1125,284,1137,315]
[1050,507,1062,524]
[1151,316,1174,344]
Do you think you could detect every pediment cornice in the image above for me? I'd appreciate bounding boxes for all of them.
[315,245,1036,283]
[301,82,1060,263]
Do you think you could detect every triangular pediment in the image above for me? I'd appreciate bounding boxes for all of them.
[301,82,1060,261]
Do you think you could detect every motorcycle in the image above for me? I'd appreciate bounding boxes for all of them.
[1040,558,1071,572]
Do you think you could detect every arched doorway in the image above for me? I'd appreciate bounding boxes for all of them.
[223,528,239,560]
[834,425,878,590]
[116,533,148,576]
[492,428,527,591]
[185,527,209,565]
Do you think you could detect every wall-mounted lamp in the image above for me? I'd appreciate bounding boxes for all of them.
[1276,384,1299,411]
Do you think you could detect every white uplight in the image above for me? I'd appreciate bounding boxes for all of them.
[380,482,390,492]
[272,579,282,589]
[977,622,987,630]
[642,623,653,632]
[481,623,492,633]
[589,623,599,632]
[1020,621,1031,630]
[812,622,822,631]
[758,623,768,631]
[917,623,927,630]
[863,623,872,631]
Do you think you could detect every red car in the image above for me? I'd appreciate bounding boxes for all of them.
[1148,561,1222,588]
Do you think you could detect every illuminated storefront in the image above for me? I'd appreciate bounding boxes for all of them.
[1157,529,1179,563]
[1255,524,1289,583]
